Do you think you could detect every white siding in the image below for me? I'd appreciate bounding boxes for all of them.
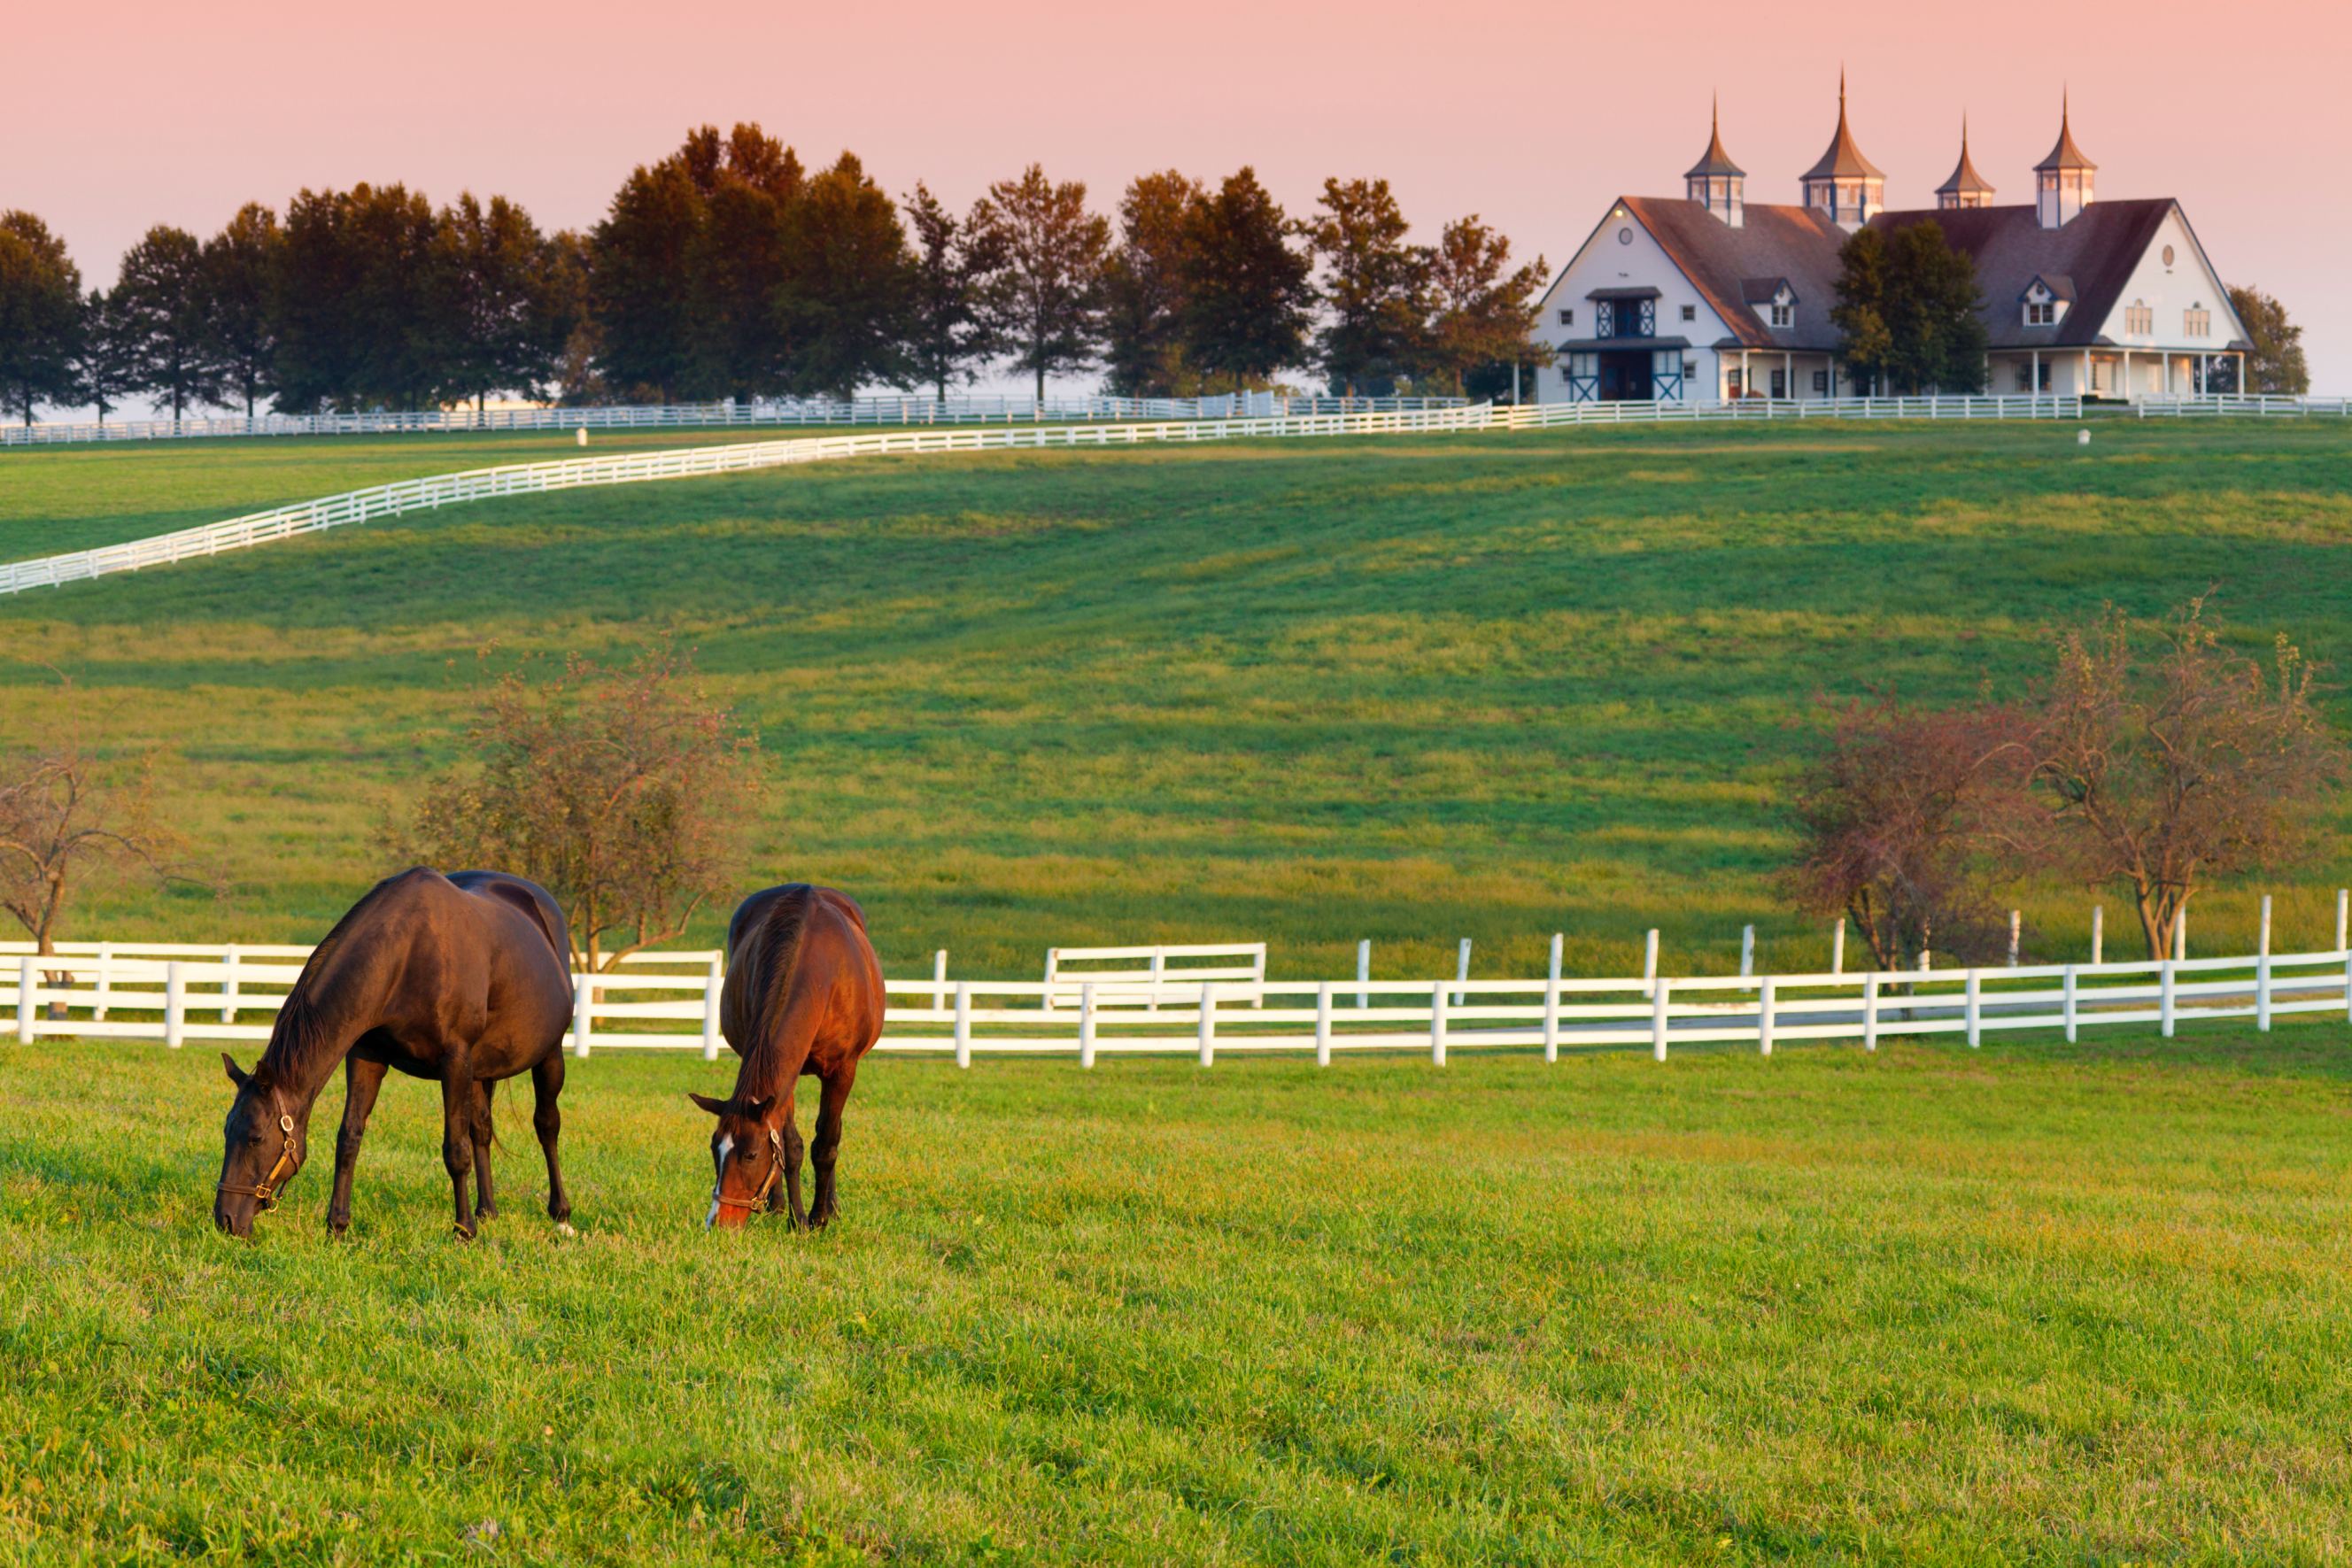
[1528,203,1736,404]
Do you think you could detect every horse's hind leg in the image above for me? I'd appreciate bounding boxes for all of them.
[326,1055,389,1236]
[469,1078,498,1224]
[808,1062,860,1231]
[439,1062,478,1240]
[531,1052,574,1232]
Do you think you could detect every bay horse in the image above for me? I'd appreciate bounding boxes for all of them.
[213,868,576,1240]
[690,884,885,1231]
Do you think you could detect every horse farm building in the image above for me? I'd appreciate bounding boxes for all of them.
[1531,83,2249,404]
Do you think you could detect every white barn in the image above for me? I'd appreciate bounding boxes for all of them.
[1531,84,2249,405]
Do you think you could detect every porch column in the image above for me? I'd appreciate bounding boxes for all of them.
[1783,352,1792,401]
[2031,349,2040,396]
[1741,349,1750,398]
[2083,349,2092,397]
[2123,349,2132,401]
[2238,351,2248,394]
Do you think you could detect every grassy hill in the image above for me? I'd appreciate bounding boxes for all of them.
[2,418,2348,978]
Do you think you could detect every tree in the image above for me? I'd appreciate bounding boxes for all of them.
[2031,599,2348,961]
[72,290,141,427]
[2227,285,2308,395]
[0,211,85,427]
[403,649,766,971]
[273,183,446,411]
[779,152,914,399]
[1308,178,1428,397]
[680,125,804,400]
[1420,217,1548,397]
[437,193,569,409]
[591,156,706,401]
[0,684,176,1014]
[1831,228,1894,395]
[1179,167,1313,391]
[1786,696,2039,971]
[201,203,282,419]
[901,182,1001,400]
[968,165,1111,401]
[1100,171,1203,398]
[112,225,225,422]
[1838,221,1985,395]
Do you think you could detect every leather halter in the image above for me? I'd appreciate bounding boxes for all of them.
[217,1104,298,1213]
[713,1126,785,1215]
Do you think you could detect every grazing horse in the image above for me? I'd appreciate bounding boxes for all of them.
[213,868,576,1240]
[691,884,885,1231]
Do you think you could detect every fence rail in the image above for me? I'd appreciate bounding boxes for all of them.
[0,394,2088,599]
[0,393,1464,448]
[2137,394,2352,419]
[8,938,2344,1064]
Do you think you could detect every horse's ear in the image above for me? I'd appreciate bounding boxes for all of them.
[742,1096,773,1122]
[687,1092,731,1117]
[222,1053,252,1091]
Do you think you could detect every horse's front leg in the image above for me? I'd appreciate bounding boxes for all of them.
[808,1062,859,1230]
[439,1062,478,1240]
[469,1078,499,1224]
[772,1092,808,1229]
[326,1055,389,1236]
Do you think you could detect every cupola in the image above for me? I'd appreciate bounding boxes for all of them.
[1936,116,1996,210]
[2034,91,2097,228]
[1684,95,1746,228]
[1799,71,1885,229]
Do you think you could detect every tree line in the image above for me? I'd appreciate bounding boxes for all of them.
[0,125,1548,425]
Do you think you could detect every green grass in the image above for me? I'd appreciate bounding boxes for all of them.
[3,418,2348,980]
[4,1022,2350,1563]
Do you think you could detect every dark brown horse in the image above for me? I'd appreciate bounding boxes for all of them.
[690,884,885,1231]
[213,868,576,1240]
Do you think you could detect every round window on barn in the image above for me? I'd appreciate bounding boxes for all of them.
[1618,228,1632,245]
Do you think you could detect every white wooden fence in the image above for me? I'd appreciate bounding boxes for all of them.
[1041,943,1266,1011]
[7,936,2345,1065]
[0,393,2089,599]
[0,393,1462,448]
[2137,394,2352,419]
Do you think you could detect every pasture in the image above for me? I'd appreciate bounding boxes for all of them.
[2,418,2348,978]
[4,1023,2350,1563]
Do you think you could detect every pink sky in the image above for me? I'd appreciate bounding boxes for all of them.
[12,0,2345,389]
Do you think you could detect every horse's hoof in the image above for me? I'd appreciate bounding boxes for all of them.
[452,1223,476,1243]
[474,1201,498,1221]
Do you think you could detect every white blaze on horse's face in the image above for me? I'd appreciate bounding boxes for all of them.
[705,1133,734,1229]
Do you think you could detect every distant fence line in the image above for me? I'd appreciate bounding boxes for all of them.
[2136,394,2352,420]
[0,392,1462,448]
[5,932,2346,1063]
[0,394,2085,599]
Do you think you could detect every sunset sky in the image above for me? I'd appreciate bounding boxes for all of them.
[13,0,2343,392]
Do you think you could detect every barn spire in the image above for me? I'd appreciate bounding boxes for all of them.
[1684,93,1747,227]
[1799,68,1886,229]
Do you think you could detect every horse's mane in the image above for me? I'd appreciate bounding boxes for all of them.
[254,876,400,1085]
[736,886,827,1103]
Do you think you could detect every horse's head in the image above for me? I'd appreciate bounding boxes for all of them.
[689,1091,779,1230]
[213,1054,309,1238]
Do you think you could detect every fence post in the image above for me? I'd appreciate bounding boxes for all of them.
[1356,939,1371,1009]
[220,945,241,1023]
[1862,973,1879,1052]
[95,942,112,1022]
[166,962,186,1049]
[1315,982,1332,1067]
[1195,982,1216,1068]
[1544,933,1563,1064]
[1430,980,1449,1067]
[1453,938,1472,1007]
[1964,970,1982,1047]
[2007,912,2021,968]
[2091,905,2103,966]
[954,983,972,1069]
[1149,947,1165,1015]
[932,949,948,1016]
[1253,947,1266,1008]
[1042,948,1060,1013]
[572,970,593,1058]
[1757,976,1776,1057]
[2337,889,2348,954]
[1644,929,1660,994]
[1651,978,1671,1062]
[1079,982,1097,1070]
[1740,925,1755,978]
[700,956,723,1061]
[2062,965,2078,1042]
[1831,920,1845,976]
[14,957,32,1044]
[2257,894,2274,1032]
[2160,960,2177,1038]
[2343,946,2351,1024]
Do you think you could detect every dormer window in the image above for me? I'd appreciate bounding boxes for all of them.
[1770,303,1792,328]
[1745,279,1798,331]
[2026,301,2056,327]
[2022,278,2067,328]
